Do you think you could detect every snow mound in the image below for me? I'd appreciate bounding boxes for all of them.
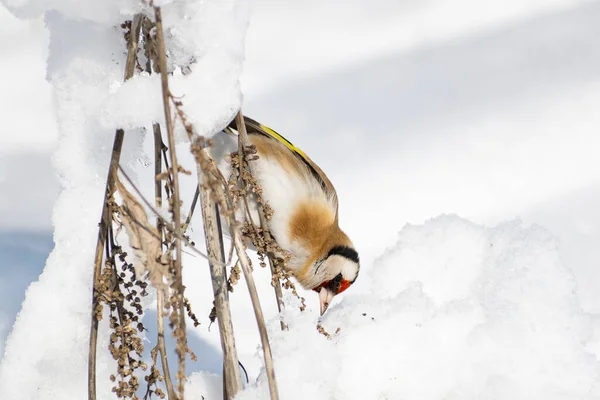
[239,215,600,400]
[0,0,248,398]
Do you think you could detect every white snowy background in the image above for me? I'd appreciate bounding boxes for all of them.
[1,0,600,398]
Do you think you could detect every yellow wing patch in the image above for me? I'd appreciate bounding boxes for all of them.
[255,123,310,162]
[227,115,310,164]
[226,114,340,219]
[226,115,333,204]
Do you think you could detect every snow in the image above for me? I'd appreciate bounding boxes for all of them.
[2,0,600,399]
[242,0,600,311]
[238,216,600,400]
[0,6,58,231]
[0,0,248,398]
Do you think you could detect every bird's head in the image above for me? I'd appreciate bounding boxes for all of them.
[310,245,360,316]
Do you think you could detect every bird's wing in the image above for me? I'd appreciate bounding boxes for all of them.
[226,115,339,218]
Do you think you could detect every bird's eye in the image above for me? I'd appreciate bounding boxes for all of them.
[313,274,353,294]
[326,273,344,293]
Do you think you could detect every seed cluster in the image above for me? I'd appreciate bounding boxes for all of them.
[316,324,342,339]
[95,241,149,398]
[229,149,308,312]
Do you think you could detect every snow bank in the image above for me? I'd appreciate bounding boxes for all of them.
[0,0,248,398]
[238,215,600,400]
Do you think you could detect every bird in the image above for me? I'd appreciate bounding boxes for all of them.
[209,115,359,315]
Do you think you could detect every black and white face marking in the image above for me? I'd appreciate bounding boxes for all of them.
[326,245,360,265]
[325,245,360,283]
[313,246,360,315]
[313,245,360,291]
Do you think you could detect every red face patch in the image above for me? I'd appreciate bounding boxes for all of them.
[338,279,352,294]
[313,279,352,294]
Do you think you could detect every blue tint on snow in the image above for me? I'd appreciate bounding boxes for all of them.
[0,231,53,354]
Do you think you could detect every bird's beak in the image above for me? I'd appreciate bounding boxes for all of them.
[319,287,336,316]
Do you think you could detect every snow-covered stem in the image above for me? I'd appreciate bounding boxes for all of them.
[153,6,187,397]
[234,111,280,400]
[87,14,143,400]
[152,123,177,400]
[88,131,123,400]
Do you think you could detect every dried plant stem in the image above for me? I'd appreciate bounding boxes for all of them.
[153,123,165,220]
[153,123,177,400]
[118,166,217,263]
[156,290,175,398]
[182,186,199,232]
[88,14,142,400]
[89,131,123,400]
[234,111,280,400]
[259,214,287,331]
[154,6,187,398]
[233,116,286,329]
[230,219,280,400]
[198,183,243,399]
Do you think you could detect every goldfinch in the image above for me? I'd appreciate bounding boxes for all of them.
[210,115,359,315]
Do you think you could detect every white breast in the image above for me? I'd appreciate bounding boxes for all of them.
[210,131,334,271]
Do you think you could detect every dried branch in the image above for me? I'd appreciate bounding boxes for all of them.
[88,13,143,400]
[153,123,177,400]
[115,177,167,291]
[117,166,218,264]
[167,75,246,399]
[181,186,199,233]
[198,184,243,398]
[143,6,282,400]
[233,111,280,400]
[233,117,286,330]
[259,221,286,330]
[154,6,187,397]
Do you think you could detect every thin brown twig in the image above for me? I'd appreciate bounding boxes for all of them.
[151,9,248,399]
[153,122,177,400]
[234,111,280,400]
[88,14,143,400]
[183,134,245,399]
[182,185,199,232]
[234,118,286,330]
[117,166,220,265]
[175,109,244,398]
[153,6,187,397]
[197,180,244,399]
[255,213,286,330]
[161,146,174,199]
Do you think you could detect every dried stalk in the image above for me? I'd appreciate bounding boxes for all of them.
[153,123,177,400]
[153,6,187,397]
[119,157,241,398]
[198,184,243,398]
[229,217,279,400]
[233,117,286,330]
[234,111,280,400]
[181,186,199,233]
[259,216,286,330]
[88,14,143,400]
[117,166,217,264]
[148,4,280,399]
